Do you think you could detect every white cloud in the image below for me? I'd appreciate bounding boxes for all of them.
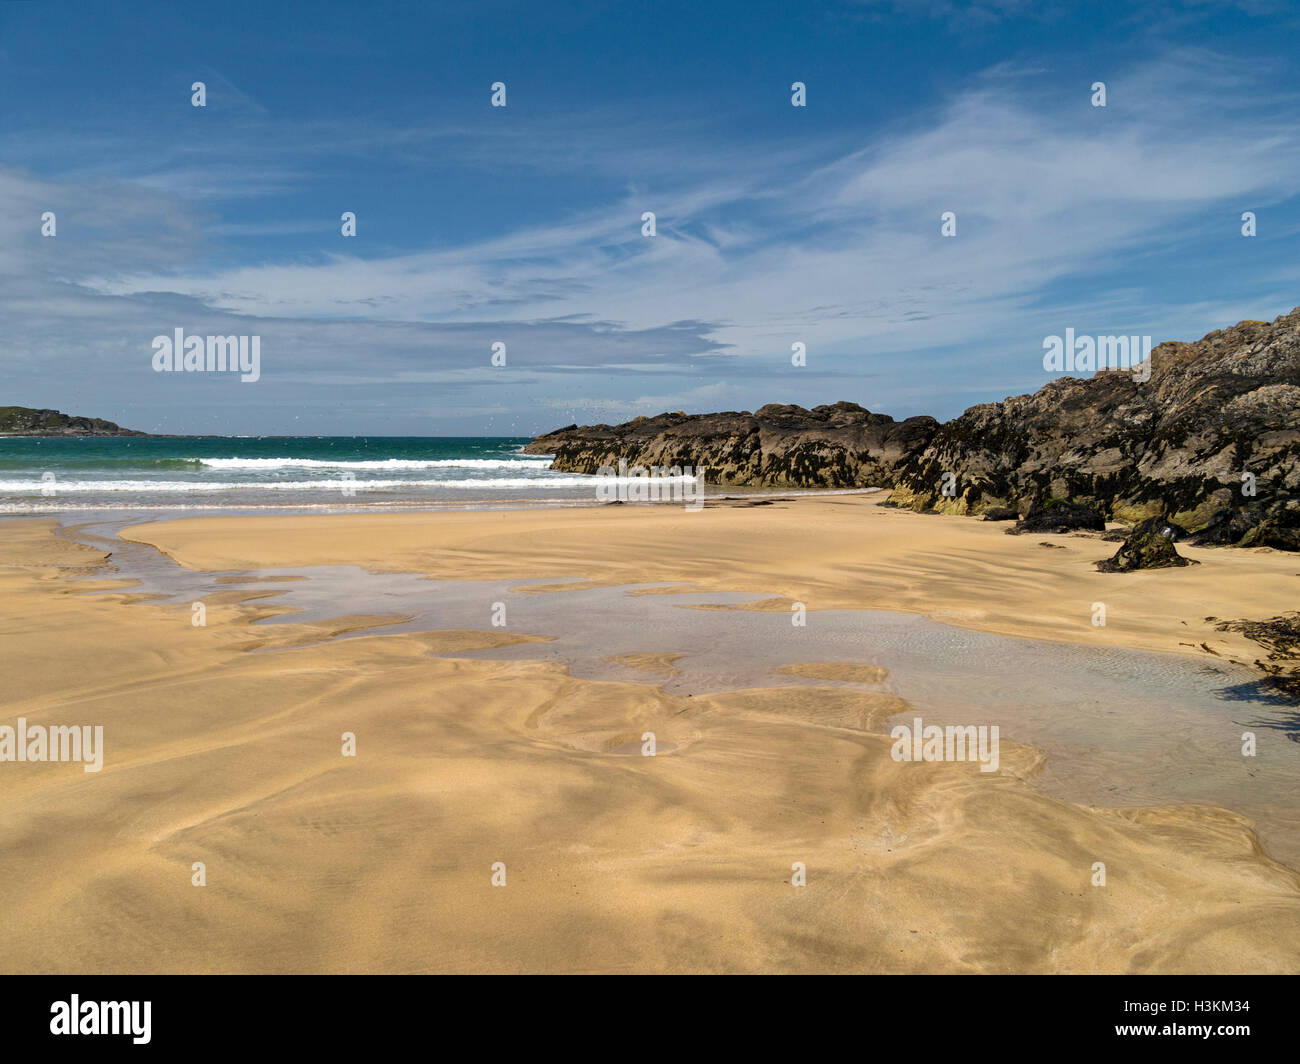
[3,50,1298,432]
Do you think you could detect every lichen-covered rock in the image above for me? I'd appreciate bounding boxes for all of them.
[1096,517,1196,572]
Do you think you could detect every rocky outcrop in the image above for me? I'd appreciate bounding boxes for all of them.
[527,309,1300,549]
[1008,500,1105,535]
[524,402,939,489]
[1189,507,1300,551]
[0,406,146,436]
[880,310,1300,548]
[1096,517,1196,572]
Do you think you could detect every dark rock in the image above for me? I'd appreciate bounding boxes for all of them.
[1242,526,1300,551]
[885,310,1300,549]
[0,405,146,437]
[1192,506,1300,550]
[524,402,939,489]
[1096,517,1197,572]
[525,309,1300,550]
[1237,513,1300,551]
[981,506,1019,522]
[1009,500,1106,535]
[1190,508,1262,546]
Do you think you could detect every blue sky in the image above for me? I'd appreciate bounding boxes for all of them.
[2,0,1299,435]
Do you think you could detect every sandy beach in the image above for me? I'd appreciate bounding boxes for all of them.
[120,494,1300,663]
[2,495,1299,973]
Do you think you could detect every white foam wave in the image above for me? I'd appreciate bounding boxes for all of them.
[0,476,695,493]
[198,457,552,471]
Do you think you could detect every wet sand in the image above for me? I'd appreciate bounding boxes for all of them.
[117,494,1300,664]
[1,496,1299,972]
[54,522,1300,867]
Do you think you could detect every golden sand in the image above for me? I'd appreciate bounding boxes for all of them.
[606,653,686,675]
[773,662,890,684]
[0,497,1296,973]
[121,495,1300,665]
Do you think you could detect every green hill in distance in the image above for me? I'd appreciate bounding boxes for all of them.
[0,406,146,437]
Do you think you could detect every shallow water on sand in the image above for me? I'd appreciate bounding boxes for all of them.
[59,515,1300,869]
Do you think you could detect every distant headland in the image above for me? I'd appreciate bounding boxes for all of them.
[0,406,147,437]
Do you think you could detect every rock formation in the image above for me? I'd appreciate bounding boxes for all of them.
[0,406,146,437]
[528,308,1300,549]
[1096,517,1196,572]
[1006,500,1106,535]
[524,402,938,489]
[887,310,1300,547]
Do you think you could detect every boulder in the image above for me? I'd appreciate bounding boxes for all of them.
[1009,500,1106,535]
[1096,517,1196,572]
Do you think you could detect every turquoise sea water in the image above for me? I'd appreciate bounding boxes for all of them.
[0,436,599,511]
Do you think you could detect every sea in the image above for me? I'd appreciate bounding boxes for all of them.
[0,436,603,512]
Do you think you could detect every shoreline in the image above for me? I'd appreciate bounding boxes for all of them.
[113,493,1299,669]
[0,485,879,517]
